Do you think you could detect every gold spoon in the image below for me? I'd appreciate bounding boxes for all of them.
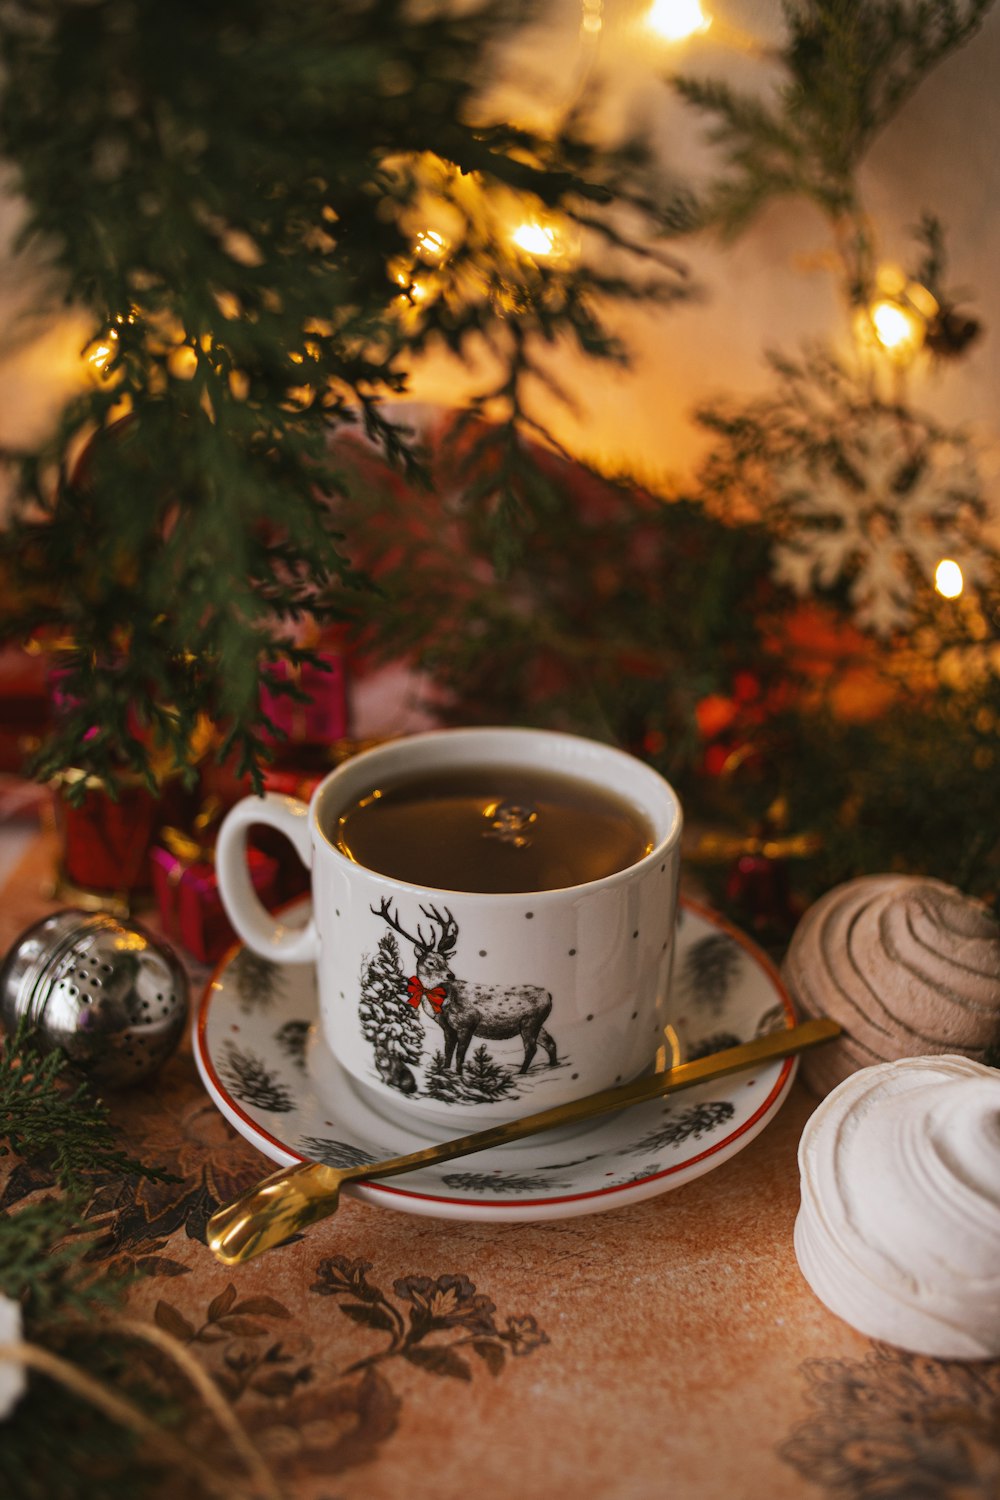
[208,1016,840,1264]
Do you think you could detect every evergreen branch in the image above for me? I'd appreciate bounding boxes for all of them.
[0,1196,114,1325]
[674,0,996,237]
[0,0,696,792]
[0,1023,176,1187]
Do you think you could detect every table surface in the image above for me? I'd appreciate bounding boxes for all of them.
[2,829,998,1500]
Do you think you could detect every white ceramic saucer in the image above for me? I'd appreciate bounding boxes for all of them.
[193,897,797,1222]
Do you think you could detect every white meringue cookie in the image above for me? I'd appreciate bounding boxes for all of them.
[795,1055,1000,1358]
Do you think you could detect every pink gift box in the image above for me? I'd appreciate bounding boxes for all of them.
[259,653,349,746]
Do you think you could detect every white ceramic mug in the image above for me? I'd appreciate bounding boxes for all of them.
[215,727,683,1132]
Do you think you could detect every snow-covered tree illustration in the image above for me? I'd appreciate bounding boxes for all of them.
[358,933,424,1092]
[425,1045,516,1105]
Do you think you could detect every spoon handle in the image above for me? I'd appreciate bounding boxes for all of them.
[350,1016,839,1179]
[208,1017,839,1264]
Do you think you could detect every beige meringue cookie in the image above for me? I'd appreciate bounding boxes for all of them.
[781,875,1000,1096]
[795,1055,1000,1358]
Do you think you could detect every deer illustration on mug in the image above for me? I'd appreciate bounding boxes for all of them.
[372,898,560,1077]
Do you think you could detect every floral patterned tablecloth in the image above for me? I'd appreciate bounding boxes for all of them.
[2,832,998,1500]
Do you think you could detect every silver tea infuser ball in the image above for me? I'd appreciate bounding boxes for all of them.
[0,909,189,1087]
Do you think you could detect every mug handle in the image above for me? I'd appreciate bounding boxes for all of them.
[216,794,319,964]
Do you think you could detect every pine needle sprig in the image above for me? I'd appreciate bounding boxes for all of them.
[0,1023,175,1188]
[0,1193,117,1326]
[673,0,996,239]
[0,0,696,796]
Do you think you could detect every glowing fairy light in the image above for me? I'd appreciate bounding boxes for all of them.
[858,268,938,363]
[85,310,136,375]
[414,228,449,263]
[512,223,555,257]
[870,298,925,358]
[508,205,579,269]
[645,0,711,43]
[87,331,117,373]
[511,221,559,258]
[167,344,198,380]
[393,268,432,302]
[935,559,964,599]
[86,310,138,380]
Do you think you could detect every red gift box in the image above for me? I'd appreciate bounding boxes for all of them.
[0,642,52,775]
[151,838,279,965]
[260,769,324,801]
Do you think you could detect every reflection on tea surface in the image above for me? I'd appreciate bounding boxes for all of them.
[331,763,654,893]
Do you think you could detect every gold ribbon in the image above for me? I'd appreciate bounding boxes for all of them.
[160,797,223,886]
[687,829,823,864]
[687,795,822,865]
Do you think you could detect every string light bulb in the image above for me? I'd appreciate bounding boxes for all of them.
[935,559,964,599]
[508,206,579,268]
[644,0,711,43]
[167,344,198,380]
[511,221,560,259]
[393,267,433,302]
[857,267,939,364]
[414,228,449,263]
[869,298,924,357]
[84,312,135,378]
[405,278,432,303]
[86,330,118,374]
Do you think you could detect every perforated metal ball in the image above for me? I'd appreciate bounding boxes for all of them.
[0,909,189,1087]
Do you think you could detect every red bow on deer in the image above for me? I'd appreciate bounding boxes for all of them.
[407,975,448,1012]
